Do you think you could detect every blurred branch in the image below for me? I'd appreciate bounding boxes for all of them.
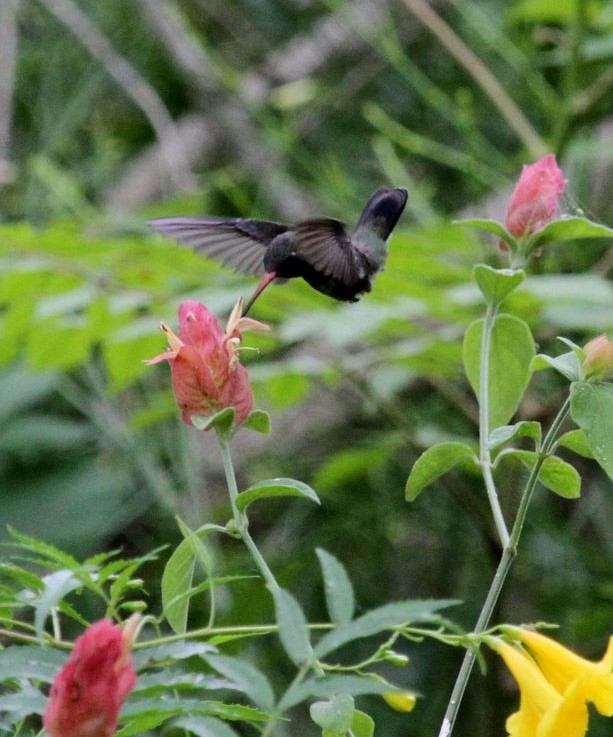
[105,113,216,211]
[123,0,388,217]
[136,0,321,218]
[400,0,547,158]
[36,0,194,194]
[263,0,383,83]
[0,0,20,186]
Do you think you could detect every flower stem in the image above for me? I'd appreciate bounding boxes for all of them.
[216,431,280,592]
[478,302,510,547]
[438,396,571,737]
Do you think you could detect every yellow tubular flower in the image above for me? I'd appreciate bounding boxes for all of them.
[493,640,589,737]
[514,629,613,717]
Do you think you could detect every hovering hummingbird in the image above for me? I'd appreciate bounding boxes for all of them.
[149,186,408,315]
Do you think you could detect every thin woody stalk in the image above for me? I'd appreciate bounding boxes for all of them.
[438,397,571,736]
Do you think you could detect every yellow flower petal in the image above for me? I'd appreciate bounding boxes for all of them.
[516,630,613,715]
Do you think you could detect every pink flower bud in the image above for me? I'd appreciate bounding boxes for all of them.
[43,616,139,737]
[148,299,269,428]
[501,154,566,249]
[582,334,613,380]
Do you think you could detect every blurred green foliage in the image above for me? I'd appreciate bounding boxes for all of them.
[1,0,613,735]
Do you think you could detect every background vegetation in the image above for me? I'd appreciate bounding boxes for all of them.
[1,0,612,735]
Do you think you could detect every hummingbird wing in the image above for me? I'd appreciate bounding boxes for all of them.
[293,218,358,283]
[148,217,288,276]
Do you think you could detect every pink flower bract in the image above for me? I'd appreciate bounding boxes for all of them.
[148,299,268,428]
[43,617,138,737]
[502,154,566,247]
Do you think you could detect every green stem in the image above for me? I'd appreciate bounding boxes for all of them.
[478,302,510,547]
[216,430,280,592]
[438,396,571,737]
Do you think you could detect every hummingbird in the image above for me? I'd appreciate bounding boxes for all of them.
[149,186,408,315]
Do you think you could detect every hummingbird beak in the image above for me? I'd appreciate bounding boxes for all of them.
[242,271,278,316]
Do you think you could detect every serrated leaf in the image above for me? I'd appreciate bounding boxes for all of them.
[314,599,457,658]
[556,429,595,459]
[204,654,275,711]
[529,216,613,250]
[133,671,231,696]
[571,382,613,481]
[121,696,268,723]
[530,351,580,382]
[236,478,320,513]
[463,314,535,430]
[7,528,80,568]
[310,694,355,733]
[316,548,355,626]
[272,587,312,666]
[241,410,271,434]
[498,450,581,498]
[405,442,477,501]
[488,421,542,451]
[473,265,525,305]
[171,716,241,737]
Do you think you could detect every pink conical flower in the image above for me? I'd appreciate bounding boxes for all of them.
[43,616,139,737]
[148,298,269,427]
[501,154,566,249]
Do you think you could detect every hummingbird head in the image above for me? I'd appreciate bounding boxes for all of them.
[354,187,408,240]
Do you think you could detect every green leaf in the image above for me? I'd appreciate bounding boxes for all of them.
[34,569,82,638]
[0,646,67,683]
[556,429,595,459]
[272,587,312,666]
[453,218,515,246]
[171,716,241,737]
[133,641,215,669]
[279,674,395,711]
[310,694,355,734]
[473,265,525,305]
[242,409,271,434]
[498,450,581,498]
[488,421,542,451]
[192,408,235,434]
[571,382,613,481]
[314,599,458,658]
[405,442,477,501]
[236,478,320,513]
[351,710,375,737]
[530,351,580,382]
[0,688,47,719]
[161,539,196,634]
[529,216,613,250]
[161,522,218,634]
[463,314,535,430]
[204,654,275,711]
[134,671,229,696]
[316,548,355,626]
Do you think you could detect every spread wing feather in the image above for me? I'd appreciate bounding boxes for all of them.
[149,217,287,277]
[293,218,356,283]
